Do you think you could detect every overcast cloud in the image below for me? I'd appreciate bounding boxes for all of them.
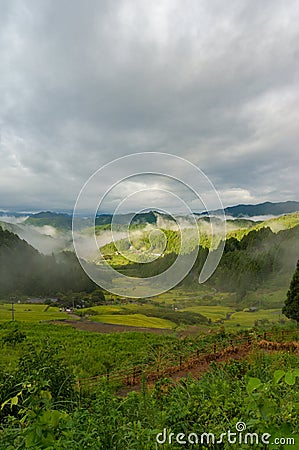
[0,0,298,212]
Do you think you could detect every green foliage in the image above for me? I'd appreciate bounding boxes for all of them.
[208,226,299,296]
[283,259,299,322]
[81,303,209,327]
[2,328,26,346]
[0,349,298,449]
[0,226,96,296]
[24,211,73,230]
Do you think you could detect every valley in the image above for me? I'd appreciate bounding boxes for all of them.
[0,201,299,448]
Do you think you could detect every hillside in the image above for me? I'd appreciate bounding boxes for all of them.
[198,200,299,218]
[24,211,73,230]
[24,210,175,230]
[0,226,95,296]
[100,213,299,262]
[110,225,299,309]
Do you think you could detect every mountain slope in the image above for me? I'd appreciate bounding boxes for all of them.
[0,226,95,296]
[198,201,299,218]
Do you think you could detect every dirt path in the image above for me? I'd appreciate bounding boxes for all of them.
[116,339,299,396]
[117,344,251,396]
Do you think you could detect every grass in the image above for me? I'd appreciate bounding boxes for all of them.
[226,308,285,329]
[181,305,234,320]
[180,305,287,330]
[0,321,180,377]
[242,288,287,308]
[0,303,68,322]
[89,313,175,329]
[80,305,125,315]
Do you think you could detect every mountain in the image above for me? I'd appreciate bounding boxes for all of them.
[24,211,73,230]
[0,226,95,296]
[197,201,299,218]
[95,211,175,226]
[24,210,175,230]
[122,224,299,306]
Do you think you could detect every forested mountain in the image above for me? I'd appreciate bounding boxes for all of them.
[208,226,299,293]
[0,226,95,296]
[199,200,299,217]
[122,225,299,299]
[24,210,174,230]
[2,211,299,302]
[24,212,74,230]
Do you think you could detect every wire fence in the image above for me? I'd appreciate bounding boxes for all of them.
[77,328,299,391]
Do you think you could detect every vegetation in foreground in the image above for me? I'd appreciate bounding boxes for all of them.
[0,341,298,449]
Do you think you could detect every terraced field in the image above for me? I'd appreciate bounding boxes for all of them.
[88,313,175,328]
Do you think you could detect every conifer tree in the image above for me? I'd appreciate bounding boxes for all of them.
[283,260,299,322]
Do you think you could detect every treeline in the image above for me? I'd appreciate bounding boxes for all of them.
[102,228,200,257]
[123,226,299,296]
[208,226,299,294]
[0,226,96,296]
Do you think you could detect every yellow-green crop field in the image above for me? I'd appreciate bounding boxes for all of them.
[0,303,68,322]
[86,313,175,329]
[182,305,235,320]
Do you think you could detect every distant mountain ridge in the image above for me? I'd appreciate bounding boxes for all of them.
[4,201,299,231]
[24,210,174,229]
[198,201,299,218]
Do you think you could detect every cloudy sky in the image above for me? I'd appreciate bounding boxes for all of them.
[1,0,299,213]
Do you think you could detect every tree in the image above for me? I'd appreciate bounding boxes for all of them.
[283,260,299,322]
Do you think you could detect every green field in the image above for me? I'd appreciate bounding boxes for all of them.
[0,321,180,377]
[0,298,288,332]
[88,313,175,328]
[182,305,286,328]
[182,305,235,320]
[0,303,69,322]
[226,308,284,328]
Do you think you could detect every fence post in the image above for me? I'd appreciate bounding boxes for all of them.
[179,355,183,369]
[196,349,200,360]
[263,332,267,340]
[106,368,110,382]
[213,343,217,354]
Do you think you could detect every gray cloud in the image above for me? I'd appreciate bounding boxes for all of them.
[0,0,298,211]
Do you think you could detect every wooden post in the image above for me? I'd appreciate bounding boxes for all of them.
[213,343,217,354]
[196,349,199,359]
[179,355,183,369]
[10,298,15,321]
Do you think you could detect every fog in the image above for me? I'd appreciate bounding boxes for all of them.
[0,215,29,224]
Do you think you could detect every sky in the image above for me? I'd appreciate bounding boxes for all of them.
[1,0,299,213]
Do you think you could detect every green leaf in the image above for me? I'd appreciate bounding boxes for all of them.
[10,396,19,406]
[260,399,276,420]
[40,390,52,400]
[246,377,262,394]
[273,370,285,384]
[285,371,296,386]
[1,398,10,410]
